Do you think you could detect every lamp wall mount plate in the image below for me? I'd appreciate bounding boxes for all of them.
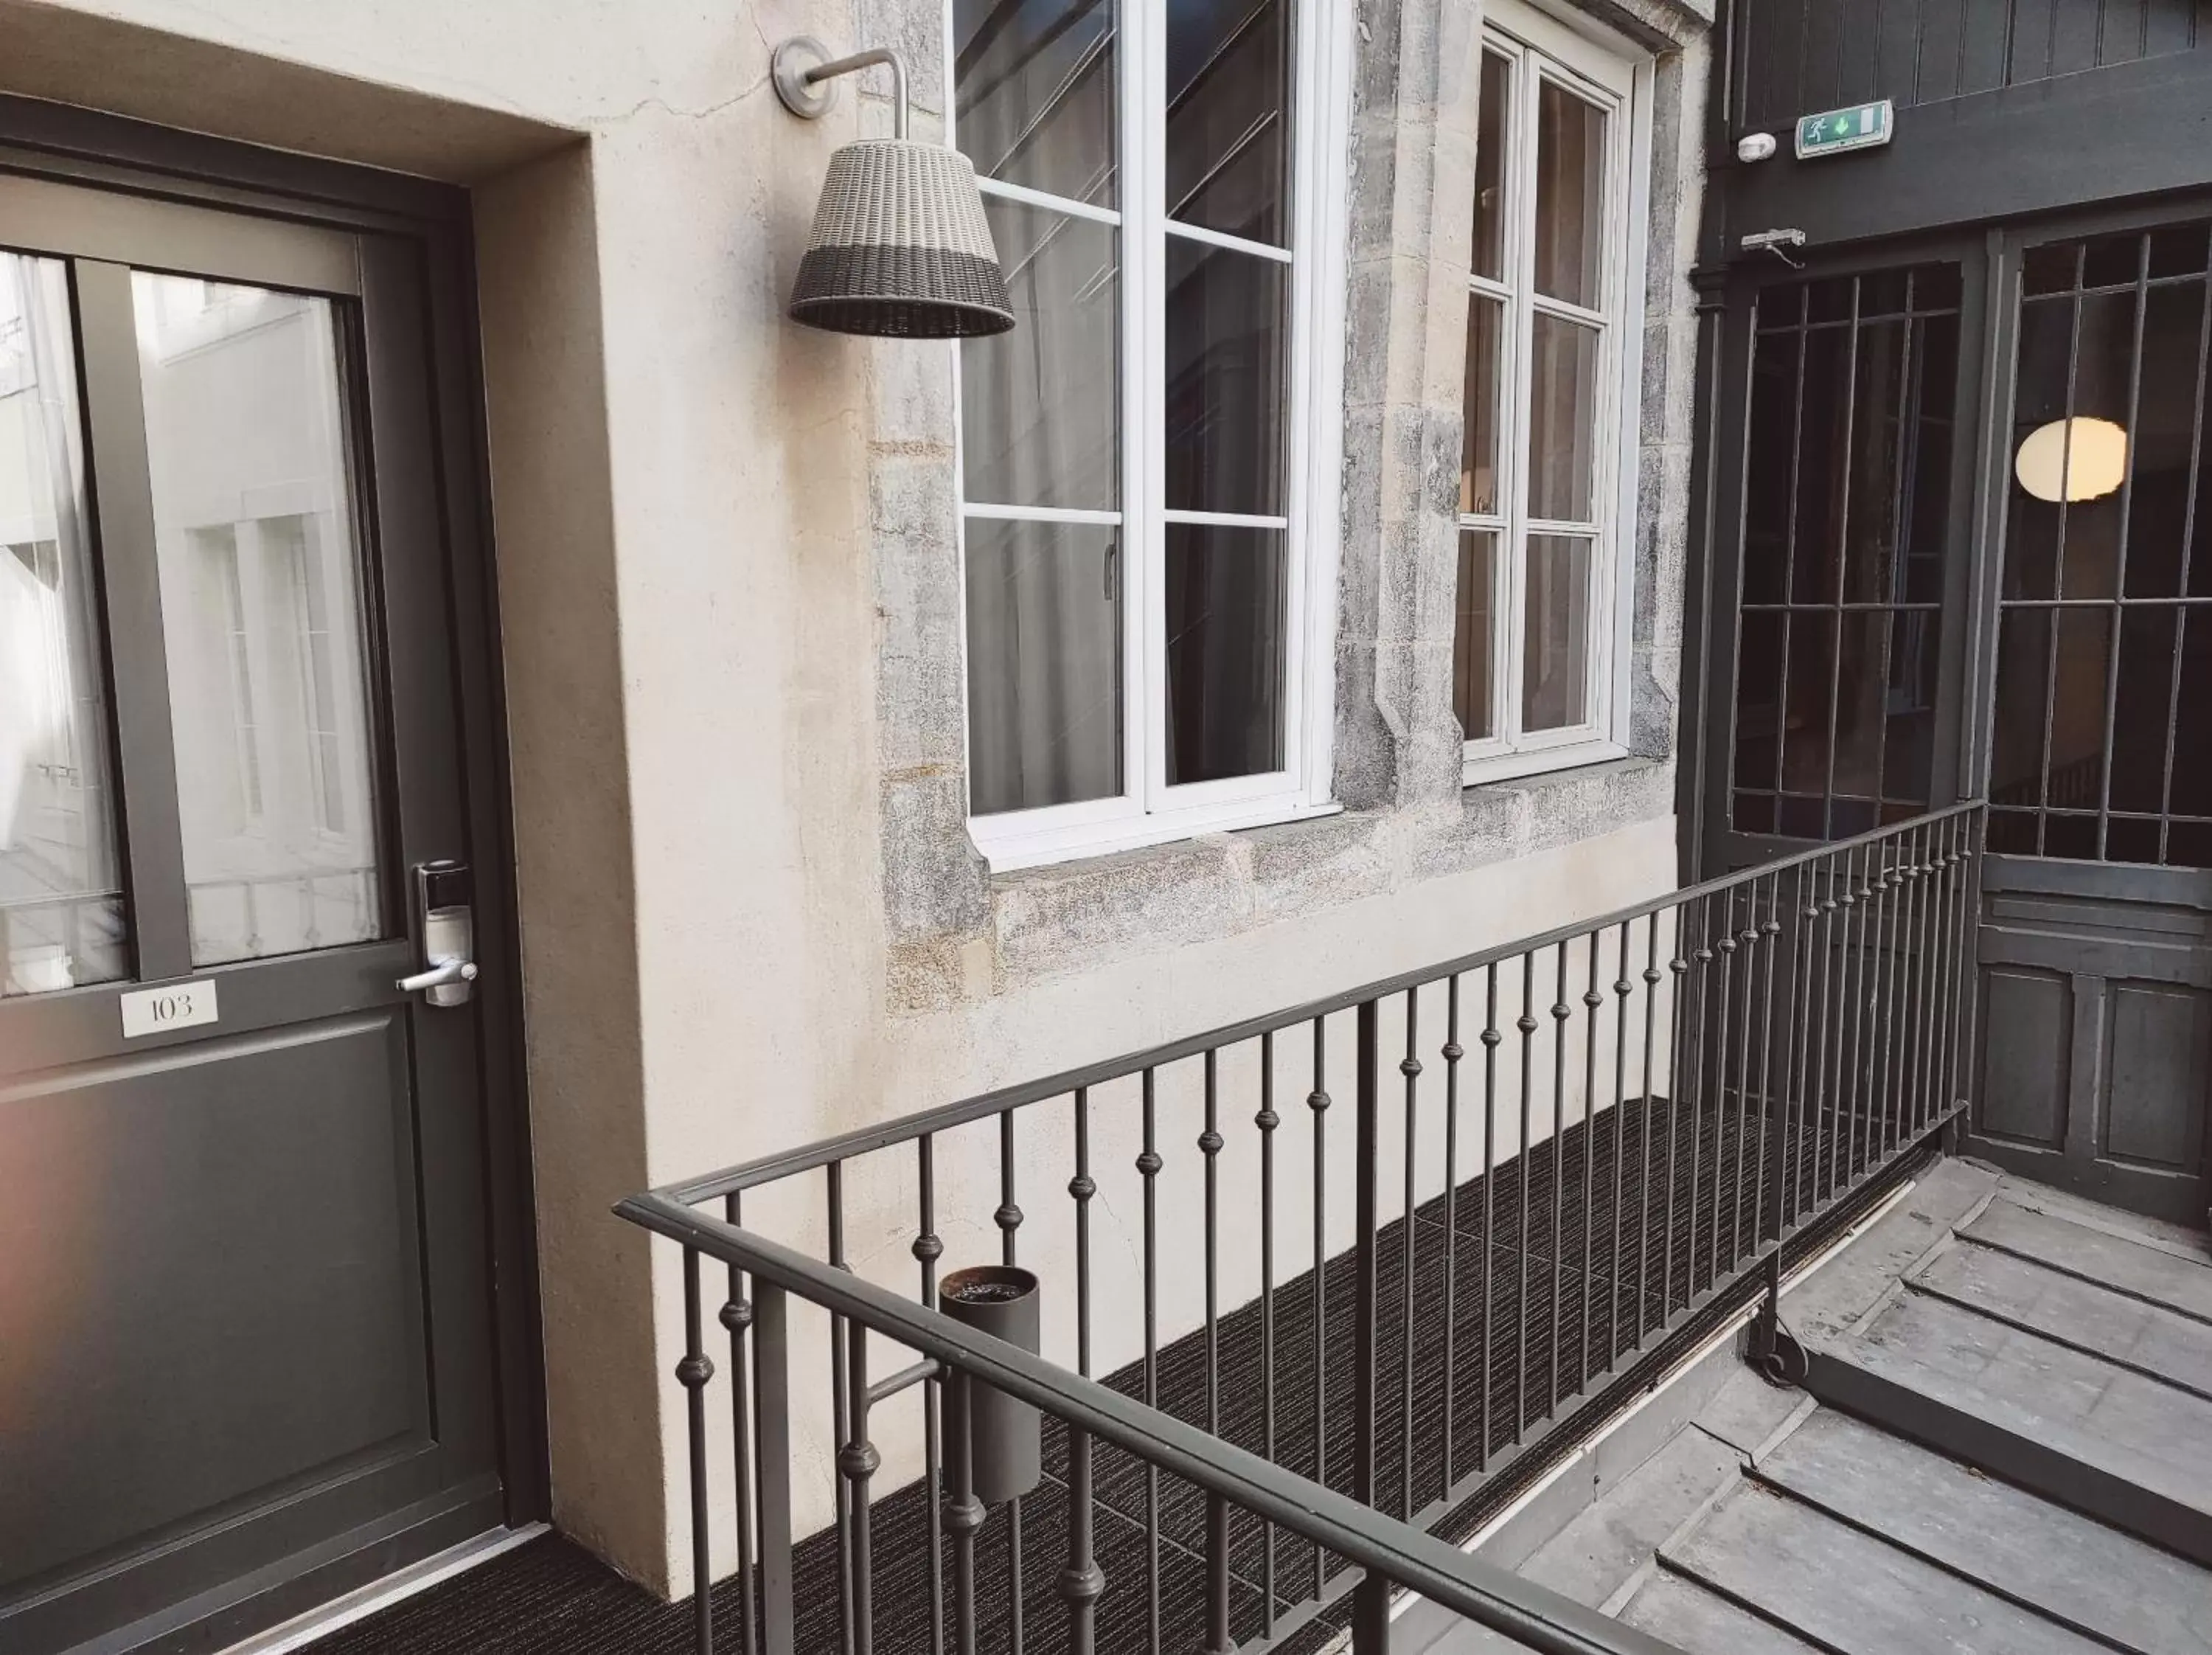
[772,36,839,122]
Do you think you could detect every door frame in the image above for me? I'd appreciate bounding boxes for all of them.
[0,88,549,1605]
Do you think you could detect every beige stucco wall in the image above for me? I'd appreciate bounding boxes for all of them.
[0,0,1708,1599]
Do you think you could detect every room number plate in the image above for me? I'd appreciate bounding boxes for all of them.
[120,979,220,1038]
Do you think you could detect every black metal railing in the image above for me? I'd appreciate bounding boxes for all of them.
[616,802,1985,1655]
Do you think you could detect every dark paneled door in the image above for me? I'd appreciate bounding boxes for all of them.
[1969,211,2212,1224]
[0,174,511,1648]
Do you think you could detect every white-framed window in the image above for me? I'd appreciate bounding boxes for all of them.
[1455,0,1652,786]
[948,0,1351,870]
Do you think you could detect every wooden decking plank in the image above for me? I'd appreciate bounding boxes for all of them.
[1663,1480,2111,1655]
[1756,1409,2212,1655]
[1617,1570,1824,1655]
[1964,1199,2212,1326]
[1912,1238,2212,1398]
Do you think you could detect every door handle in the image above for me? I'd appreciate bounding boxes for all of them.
[397,957,479,995]
[399,859,477,1007]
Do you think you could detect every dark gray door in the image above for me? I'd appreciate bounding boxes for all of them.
[0,173,511,1651]
[1967,208,2212,1226]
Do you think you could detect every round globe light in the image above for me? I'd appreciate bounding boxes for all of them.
[2014,417,2127,504]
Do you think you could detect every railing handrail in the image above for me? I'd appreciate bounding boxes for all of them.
[616,1188,1685,1655]
[662,801,1986,1205]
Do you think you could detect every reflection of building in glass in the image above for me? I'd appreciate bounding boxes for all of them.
[132,274,382,966]
[0,254,125,996]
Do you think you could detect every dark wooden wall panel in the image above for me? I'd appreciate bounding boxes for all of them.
[1979,967,2072,1146]
[1737,0,2205,131]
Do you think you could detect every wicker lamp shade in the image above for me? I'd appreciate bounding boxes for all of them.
[789,139,1015,339]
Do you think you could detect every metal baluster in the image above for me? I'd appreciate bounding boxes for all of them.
[1256,1033,1279,1636]
[1550,947,1571,1414]
[1688,898,1716,1297]
[1732,888,1762,1271]
[1138,1069,1162,1653]
[1893,829,1921,1155]
[1480,965,1500,1473]
[1351,1573,1391,1655]
[1441,979,1464,1490]
[997,1111,1024,1654]
[1873,842,1902,1170]
[1910,825,1937,1141]
[1753,878,1782,1252]
[1784,867,1815,1232]
[1852,844,1881,1183]
[756,1282,796,1655]
[1609,924,1632,1364]
[722,1193,759,1655]
[1663,911,1691,1315]
[1811,853,1841,1205]
[1579,934,1601,1392]
[1814,858,1849,1195]
[1201,1052,1231,1654]
[1309,1018,1329,1589]
[1957,811,1986,1121]
[1400,990,1421,1516]
[945,1373,981,1655]
[843,1317,876,1655]
[1639,920,1661,1340]
[1711,889,1739,1290]
[678,1247,716,1655]
[1353,1000,1381,1522]
[1925,822,1948,1129]
[916,1139,945,1655]
[1061,1094,1102,1655]
[827,1164,855,1655]
[1517,954,1536,1442]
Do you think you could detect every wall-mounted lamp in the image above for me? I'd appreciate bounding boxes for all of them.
[771,37,1015,339]
[2015,417,2128,504]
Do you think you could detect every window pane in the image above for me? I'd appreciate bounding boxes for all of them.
[1,254,128,996]
[1166,0,1292,246]
[1472,50,1511,282]
[2123,280,2206,597]
[1165,524,1284,783]
[1882,609,1940,806]
[1989,607,2051,808]
[2003,296,2073,600]
[132,274,382,966]
[1780,611,1836,798]
[954,0,1118,208]
[1742,325,1800,605]
[2110,606,2176,816]
[1521,533,1592,731]
[964,199,1120,510]
[1840,320,1905,605]
[1527,312,1599,521]
[964,518,1122,814]
[1733,611,1784,792]
[1461,294,1504,516]
[1166,236,1287,515]
[1454,530,1497,740]
[1533,79,1606,308]
[2048,606,2112,810]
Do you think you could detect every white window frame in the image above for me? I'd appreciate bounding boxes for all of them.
[1458,0,1653,789]
[948,2,1354,872]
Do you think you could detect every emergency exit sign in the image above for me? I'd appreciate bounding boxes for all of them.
[1795,100,1893,159]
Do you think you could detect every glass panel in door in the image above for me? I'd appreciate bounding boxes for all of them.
[131,274,383,964]
[0,253,128,996]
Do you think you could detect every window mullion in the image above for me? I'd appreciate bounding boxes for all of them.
[1503,46,1540,752]
[1128,0,1164,813]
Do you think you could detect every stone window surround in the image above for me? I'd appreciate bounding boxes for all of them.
[869,0,1713,1013]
